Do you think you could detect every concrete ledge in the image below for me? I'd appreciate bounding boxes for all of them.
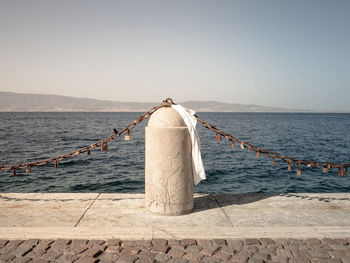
[1,193,349,240]
[1,226,350,240]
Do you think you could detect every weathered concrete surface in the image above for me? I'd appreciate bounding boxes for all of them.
[0,193,350,240]
[145,107,194,215]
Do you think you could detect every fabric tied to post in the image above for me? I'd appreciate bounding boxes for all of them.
[171,104,206,185]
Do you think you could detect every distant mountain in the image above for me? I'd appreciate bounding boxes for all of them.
[0,91,306,112]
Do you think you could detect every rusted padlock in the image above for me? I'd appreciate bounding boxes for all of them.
[288,161,292,171]
[101,142,108,151]
[26,165,31,174]
[125,129,131,141]
[338,168,344,176]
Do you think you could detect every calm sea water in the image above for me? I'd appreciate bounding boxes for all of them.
[0,112,349,193]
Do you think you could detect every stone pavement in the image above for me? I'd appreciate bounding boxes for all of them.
[1,238,350,263]
[1,193,350,262]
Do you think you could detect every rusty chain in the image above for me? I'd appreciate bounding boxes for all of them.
[0,98,174,175]
[194,115,350,176]
[0,97,349,177]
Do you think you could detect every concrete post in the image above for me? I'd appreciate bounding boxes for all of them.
[145,106,194,215]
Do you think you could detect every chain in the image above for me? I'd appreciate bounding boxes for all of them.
[194,115,350,176]
[0,98,174,175]
[1,97,349,177]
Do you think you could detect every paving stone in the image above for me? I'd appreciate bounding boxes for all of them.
[151,244,169,253]
[322,239,339,245]
[0,253,16,263]
[251,252,269,261]
[180,239,197,247]
[183,252,203,261]
[167,248,186,258]
[289,258,311,263]
[245,239,261,246]
[327,250,346,258]
[65,243,88,254]
[198,246,219,256]
[121,246,141,255]
[138,250,156,258]
[227,239,244,250]
[185,245,202,254]
[168,240,181,246]
[0,240,24,254]
[116,255,139,263]
[35,240,54,251]
[333,239,349,246]
[231,251,250,263]
[105,245,121,253]
[41,250,63,261]
[247,258,264,263]
[269,254,288,263]
[326,259,342,263]
[154,253,171,262]
[341,258,350,263]
[307,249,331,259]
[10,257,33,263]
[123,240,152,250]
[136,254,154,263]
[213,250,232,261]
[305,238,321,246]
[81,246,105,257]
[211,239,227,246]
[167,258,189,263]
[70,239,88,246]
[74,255,99,263]
[107,239,122,246]
[259,238,275,246]
[29,259,50,263]
[99,253,121,262]
[55,253,80,263]
[0,240,8,247]
[87,240,106,246]
[201,256,221,263]
[152,239,167,246]
[196,239,212,247]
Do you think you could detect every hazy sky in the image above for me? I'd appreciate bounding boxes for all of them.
[0,0,349,111]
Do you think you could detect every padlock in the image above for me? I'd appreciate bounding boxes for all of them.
[86,149,91,155]
[12,167,16,176]
[288,161,292,171]
[297,166,302,176]
[125,130,131,141]
[232,142,235,149]
[26,165,31,174]
[345,168,349,176]
[215,134,221,142]
[101,142,108,151]
[247,147,251,153]
[338,168,344,176]
[256,150,260,158]
[322,166,329,173]
[54,159,59,168]
[272,158,275,168]
[240,143,244,150]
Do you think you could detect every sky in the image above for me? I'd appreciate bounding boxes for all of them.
[0,0,349,111]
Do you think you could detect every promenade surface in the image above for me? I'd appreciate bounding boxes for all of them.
[0,193,349,262]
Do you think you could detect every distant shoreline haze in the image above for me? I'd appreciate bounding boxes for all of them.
[0,91,345,113]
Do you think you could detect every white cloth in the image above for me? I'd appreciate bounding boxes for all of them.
[171,104,206,185]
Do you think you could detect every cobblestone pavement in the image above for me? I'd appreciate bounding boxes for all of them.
[0,238,349,263]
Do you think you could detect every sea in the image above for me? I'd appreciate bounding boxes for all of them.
[0,112,349,193]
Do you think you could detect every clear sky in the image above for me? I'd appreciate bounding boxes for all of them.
[0,0,349,111]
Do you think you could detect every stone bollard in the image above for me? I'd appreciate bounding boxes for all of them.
[145,106,194,215]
